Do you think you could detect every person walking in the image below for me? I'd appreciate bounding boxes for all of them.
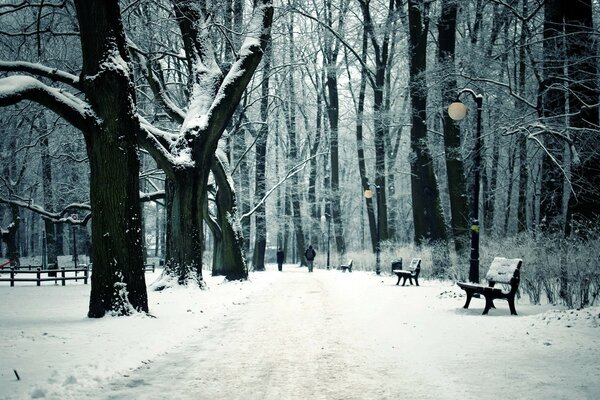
[304,245,316,272]
[276,247,284,271]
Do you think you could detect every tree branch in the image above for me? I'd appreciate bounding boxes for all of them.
[0,196,91,225]
[241,152,327,222]
[0,76,93,131]
[0,61,81,90]
[128,40,186,123]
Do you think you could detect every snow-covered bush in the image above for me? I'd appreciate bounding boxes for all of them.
[482,232,600,309]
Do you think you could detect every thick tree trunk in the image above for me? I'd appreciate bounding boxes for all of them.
[323,0,345,257]
[539,0,566,234]
[75,0,147,317]
[251,42,271,272]
[86,130,147,316]
[438,0,469,254]
[165,169,204,285]
[517,1,529,233]
[212,155,247,280]
[564,0,600,234]
[408,0,448,248]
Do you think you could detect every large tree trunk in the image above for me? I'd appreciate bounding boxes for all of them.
[539,0,566,234]
[75,0,147,317]
[165,169,204,285]
[438,0,469,254]
[564,0,600,234]
[324,0,346,257]
[408,0,448,248]
[517,1,530,233]
[211,154,247,280]
[252,42,271,272]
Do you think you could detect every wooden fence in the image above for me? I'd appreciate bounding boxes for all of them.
[0,262,158,287]
[0,267,89,287]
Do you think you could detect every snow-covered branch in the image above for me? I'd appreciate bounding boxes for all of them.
[128,40,186,123]
[138,115,195,173]
[0,76,93,131]
[139,190,165,204]
[0,61,81,89]
[0,196,91,225]
[197,0,274,153]
[241,152,327,222]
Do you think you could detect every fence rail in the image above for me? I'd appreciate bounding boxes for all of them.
[0,267,89,287]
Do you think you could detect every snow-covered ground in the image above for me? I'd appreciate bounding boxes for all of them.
[1,264,599,399]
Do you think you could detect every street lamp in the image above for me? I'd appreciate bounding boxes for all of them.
[320,213,331,269]
[364,183,381,275]
[447,88,483,283]
[71,213,79,268]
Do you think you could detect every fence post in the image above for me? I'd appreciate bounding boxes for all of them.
[37,268,41,286]
[61,268,66,286]
[10,268,15,287]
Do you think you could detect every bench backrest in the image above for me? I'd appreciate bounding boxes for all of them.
[391,259,402,273]
[485,257,522,287]
[409,258,421,271]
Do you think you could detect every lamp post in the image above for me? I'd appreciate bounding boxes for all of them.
[320,213,331,269]
[364,183,381,275]
[71,214,78,268]
[447,88,483,283]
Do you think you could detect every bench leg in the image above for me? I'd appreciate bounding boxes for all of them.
[482,295,495,315]
[402,276,408,286]
[414,276,419,286]
[395,275,401,285]
[508,296,518,315]
[463,291,473,309]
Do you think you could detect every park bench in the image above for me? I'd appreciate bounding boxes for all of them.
[392,258,421,286]
[456,257,522,315]
[339,260,353,272]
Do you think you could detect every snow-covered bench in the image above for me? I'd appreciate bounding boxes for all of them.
[392,258,421,286]
[457,257,522,315]
[339,260,353,272]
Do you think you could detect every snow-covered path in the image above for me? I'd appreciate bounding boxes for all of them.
[74,268,599,400]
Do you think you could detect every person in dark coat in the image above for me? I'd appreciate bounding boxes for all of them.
[304,245,316,272]
[276,247,284,271]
